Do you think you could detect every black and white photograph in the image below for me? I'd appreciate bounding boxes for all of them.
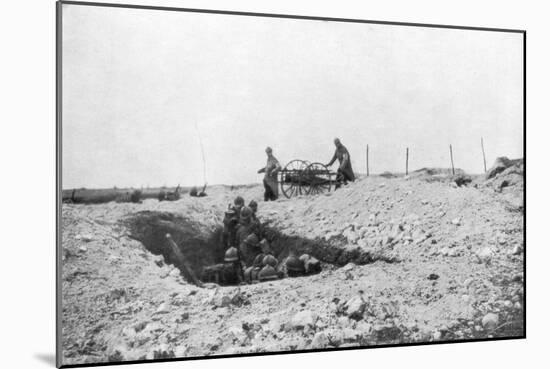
[57,1,525,367]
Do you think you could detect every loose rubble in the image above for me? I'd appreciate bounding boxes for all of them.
[61,164,524,365]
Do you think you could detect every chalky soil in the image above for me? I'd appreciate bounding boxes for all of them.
[60,173,524,365]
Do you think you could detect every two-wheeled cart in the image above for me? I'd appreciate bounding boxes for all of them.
[277,160,337,199]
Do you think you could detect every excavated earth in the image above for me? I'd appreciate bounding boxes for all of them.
[60,172,524,365]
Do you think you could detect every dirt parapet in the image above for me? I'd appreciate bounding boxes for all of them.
[484,157,524,192]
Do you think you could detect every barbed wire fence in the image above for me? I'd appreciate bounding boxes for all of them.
[363,137,489,176]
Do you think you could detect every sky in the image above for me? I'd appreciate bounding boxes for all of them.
[62,4,524,189]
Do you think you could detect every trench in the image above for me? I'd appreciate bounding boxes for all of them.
[125,211,397,286]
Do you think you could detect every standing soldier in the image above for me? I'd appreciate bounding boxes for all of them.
[222,196,246,248]
[248,200,263,237]
[235,206,264,266]
[233,196,245,217]
[258,147,281,201]
[249,200,258,220]
[235,206,259,245]
[326,138,355,188]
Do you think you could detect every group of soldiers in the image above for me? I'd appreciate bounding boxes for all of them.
[201,195,321,285]
[200,138,355,285]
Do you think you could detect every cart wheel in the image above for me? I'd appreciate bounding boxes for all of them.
[304,162,333,196]
[296,160,310,197]
[280,160,309,199]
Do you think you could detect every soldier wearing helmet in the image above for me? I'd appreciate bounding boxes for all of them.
[235,206,258,243]
[262,254,278,268]
[238,206,253,230]
[224,246,240,263]
[222,206,236,248]
[285,254,305,277]
[222,196,246,248]
[236,206,263,259]
[258,264,279,282]
[279,251,306,278]
[248,200,263,237]
[240,233,262,267]
[234,196,245,214]
[243,253,265,283]
[248,200,258,219]
[240,205,252,222]
[221,246,243,284]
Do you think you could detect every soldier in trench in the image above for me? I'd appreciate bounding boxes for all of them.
[222,246,244,285]
[326,138,355,188]
[240,233,262,267]
[243,253,265,283]
[221,196,246,248]
[235,206,263,266]
[279,252,322,278]
[235,207,256,243]
[249,200,258,220]
[248,199,265,238]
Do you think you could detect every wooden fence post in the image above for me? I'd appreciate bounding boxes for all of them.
[481,137,487,173]
[366,144,369,176]
[406,147,409,176]
[449,144,455,175]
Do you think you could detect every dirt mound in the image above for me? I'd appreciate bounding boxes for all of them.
[60,173,524,365]
[259,174,520,266]
[408,167,466,183]
[484,157,524,192]
[486,157,523,180]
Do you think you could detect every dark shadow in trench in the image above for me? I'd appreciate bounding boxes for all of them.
[124,211,397,286]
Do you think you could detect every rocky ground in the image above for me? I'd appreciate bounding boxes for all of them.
[60,164,524,366]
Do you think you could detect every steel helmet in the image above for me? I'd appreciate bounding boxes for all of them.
[240,206,253,220]
[262,254,278,268]
[243,266,254,283]
[234,196,245,206]
[224,247,239,262]
[244,233,259,246]
[299,254,311,263]
[286,255,305,272]
[253,253,265,268]
[258,265,278,281]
